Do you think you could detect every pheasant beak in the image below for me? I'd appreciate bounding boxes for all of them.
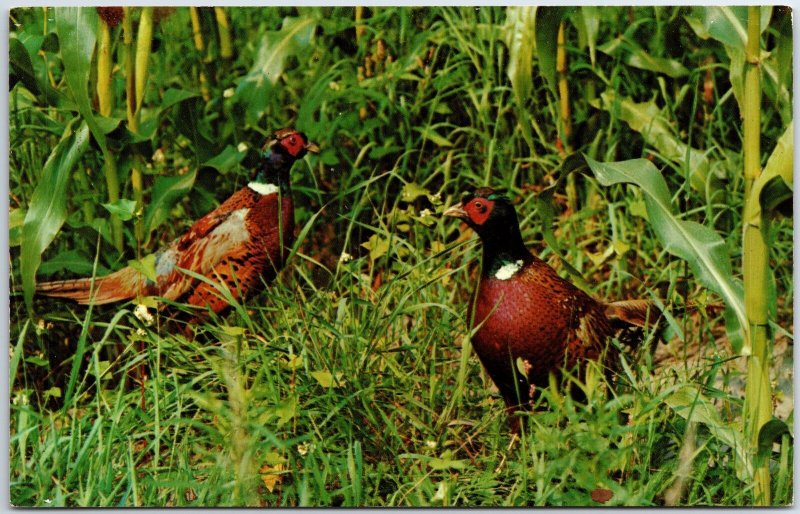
[304,141,320,154]
[443,203,468,219]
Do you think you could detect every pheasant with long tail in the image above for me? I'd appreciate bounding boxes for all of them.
[36,128,319,321]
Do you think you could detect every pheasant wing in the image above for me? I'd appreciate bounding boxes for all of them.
[159,208,253,301]
[177,188,259,251]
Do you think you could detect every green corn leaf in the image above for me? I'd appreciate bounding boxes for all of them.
[20,120,90,313]
[236,16,316,124]
[575,6,600,66]
[763,10,792,125]
[725,46,746,118]
[9,208,26,248]
[598,35,688,78]
[745,122,793,224]
[683,7,774,118]
[142,169,198,245]
[250,16,316,85]
[56,7,123,250]
[55,7,104,147]
[756,418,791,464]
[592,91,722,193]
[10,35,68,108]
[504,6,536,102]
[202,145,248,175]
[585,156,748,354]
[683,6,772,50]
[9,37,40,95]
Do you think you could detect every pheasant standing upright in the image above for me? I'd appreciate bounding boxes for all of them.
[444,187,660,430]
[36,128,319,321]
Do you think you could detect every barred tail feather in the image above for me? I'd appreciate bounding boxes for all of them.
[605,299,661,329]
[604,299,664,351]
[36,267,149,305]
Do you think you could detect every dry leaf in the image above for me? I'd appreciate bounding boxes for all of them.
[591,487,613,503]
[260,463,284,493]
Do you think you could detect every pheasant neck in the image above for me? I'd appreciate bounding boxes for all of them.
[480,223,530,280]
[250,151,294,195]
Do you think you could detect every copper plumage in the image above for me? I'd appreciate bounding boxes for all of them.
[36,128,319,323]
[445,187,660,430]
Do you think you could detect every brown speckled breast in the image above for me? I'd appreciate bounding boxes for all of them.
[245,193,295,276]
[470,257,613,406]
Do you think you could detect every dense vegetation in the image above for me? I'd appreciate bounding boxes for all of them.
[9,6,793,506]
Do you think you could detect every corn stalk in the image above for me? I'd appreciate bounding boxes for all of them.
[122,8,136,130]
[741,6,771,505]
[557,20,578,215]
[189,7,210,100]
[96,14,112,116]
[355,6,366,42]
[214,7,233,59]
[129,7,154,246]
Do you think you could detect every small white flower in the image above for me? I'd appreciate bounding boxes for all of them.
[328,81,340,91]
[339,252,353,264]
[237,142,249,153]
[44,499,52,504]
[297,443,310,456]
[431,192,442,203]
[136,328,147,337]
[425,440,437,449]
[223,87,235,98]
[152,148,165,164]
[419,208,432,218]
[134,304,154,326]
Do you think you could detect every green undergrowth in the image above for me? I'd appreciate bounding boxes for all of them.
[9,6,792,506]
[11,248,782,506]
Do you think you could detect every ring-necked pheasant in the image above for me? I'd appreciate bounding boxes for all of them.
[36,128,319,322]
[444,187,661,431]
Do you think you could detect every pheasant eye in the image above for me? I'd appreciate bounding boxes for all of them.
[289,136,296,145]
[474,201,486,213]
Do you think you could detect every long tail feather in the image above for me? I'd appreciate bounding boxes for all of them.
[604,299,664,351]
[605,299,661,329]
[36,267,149,305]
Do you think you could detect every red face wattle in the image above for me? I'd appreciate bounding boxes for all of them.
[278,132,307,157]
[463,197,494,226]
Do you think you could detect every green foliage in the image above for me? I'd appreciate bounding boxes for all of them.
[585,157,746,353]
[503,6,535,103]
[237,16,317,125]
[592,92,719,193]
[534,6,569,97]
[20,120,90,312]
